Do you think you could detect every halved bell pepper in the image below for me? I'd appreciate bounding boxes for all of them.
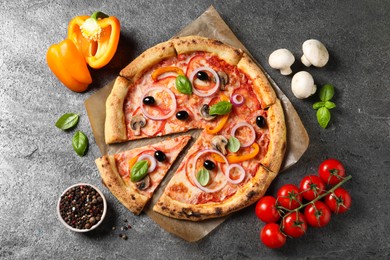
[46,39,92,92]
[68,11,120,69]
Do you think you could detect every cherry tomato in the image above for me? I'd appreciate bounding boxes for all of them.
[260,223,286,249]
[299,175,326,201]
[304,201,331,228]
[319,159,346,185]
[282,212,307,238]
[277,184,302,210]
[324,187,352,214]
[255,196,281,223]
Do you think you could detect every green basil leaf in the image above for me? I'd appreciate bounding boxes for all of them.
[131,160,149,182]
[325,101,336,109]
[228,136,240,153]
[72,131,88,156]
[55,113,79,130]
[196,168,210,186]
[209,101,232,115]
[317,107,331,128]
[313,101,325,110]
[175,75,192,95]
[319,84,335,102]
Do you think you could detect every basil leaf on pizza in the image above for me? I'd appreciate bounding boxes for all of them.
[131,160,149,182]
[55,113,79,130]
[228,136,240,153]
[209,101,232,115]
[175,75,192,95]
[72,131,88,156]
[196,168,210,186]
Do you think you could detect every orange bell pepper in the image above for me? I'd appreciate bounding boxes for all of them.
[206,94,230,134]
[46,39,92,92]
[151,66,185,81]
[68,11,120,69]
[211,143,260,164]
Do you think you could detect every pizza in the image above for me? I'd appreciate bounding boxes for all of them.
[95,135,191,215]
[101,35,286,221]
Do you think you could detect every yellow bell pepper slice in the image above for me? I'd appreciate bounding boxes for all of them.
[211,142,260,164]
[151,66,185,81]
[206,94,230,134]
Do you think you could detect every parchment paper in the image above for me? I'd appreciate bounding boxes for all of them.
[85,6,309,242]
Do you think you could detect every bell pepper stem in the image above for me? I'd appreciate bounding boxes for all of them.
[90,11,109,20]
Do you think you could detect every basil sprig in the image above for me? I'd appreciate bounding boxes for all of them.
[131,160,149,182]
[55,113,79,130]
[175,75,192,95]
[313,84,336,128]
[72,131,89,157]
[228,136,240,153]
[209,101,232,116]
[196,168,210,186]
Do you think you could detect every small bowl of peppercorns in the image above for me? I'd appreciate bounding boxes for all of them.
[57,183,107,232]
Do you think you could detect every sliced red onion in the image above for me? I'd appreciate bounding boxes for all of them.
[230,94,245,106]
[231,122,256,148]
[138,154,157,173]
[191,149,228,193]
[140,86,177,120]
[225,164,246,184]
[189,67,220,97]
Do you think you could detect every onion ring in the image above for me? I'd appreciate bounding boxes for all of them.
[225,164,246,184]
[191,149,228,193]
[137,154,157,173]
[140,86,177,120]
[231,122,256,148]
[230,94,245,106]
[189,67,220,97]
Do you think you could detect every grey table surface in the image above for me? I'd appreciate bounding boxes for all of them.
[1,0,389,259]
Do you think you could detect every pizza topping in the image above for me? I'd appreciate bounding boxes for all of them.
[130,115,146,135]
[196,71,209,81]
[137,154,157,173]
[226,142,260,163]
[151,66,185,81]
[189,67,220,97]
[211,135,229,155]
[227,136,240,153]
[175,75,192,95]
[199,104,217,121]
[130,160,149,182]
[209,101,233,116]
[225,164,246,184]
[191,149,228,193]
[230,94,245,107]
[176,110,189,121]
[256,115,266,128]
[268,48,295,75]
[217,71,229,90]
[140,86,177,120]
[231,122,256,148]
[206,114,229,134]
[203,160,216,171]
[196,168,210,187]
[154,150,166,162]
[142,96,155,105]
[135,175,151,190]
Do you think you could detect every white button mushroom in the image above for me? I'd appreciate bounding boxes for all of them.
[301,39,329,67]
[268,48,295,75]
[291,71,317,99]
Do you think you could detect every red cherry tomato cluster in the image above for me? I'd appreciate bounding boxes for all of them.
[255,159,352,249]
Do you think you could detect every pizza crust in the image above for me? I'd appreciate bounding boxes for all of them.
[105,76,131,144]
[261,99,287,173]
[237,53,276,107]
[120,41,177,82]
[172,36,243,66]
[153,167,278,221]
[96,155,149,215]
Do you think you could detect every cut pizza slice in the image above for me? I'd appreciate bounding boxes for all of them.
[95,135,191,215]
